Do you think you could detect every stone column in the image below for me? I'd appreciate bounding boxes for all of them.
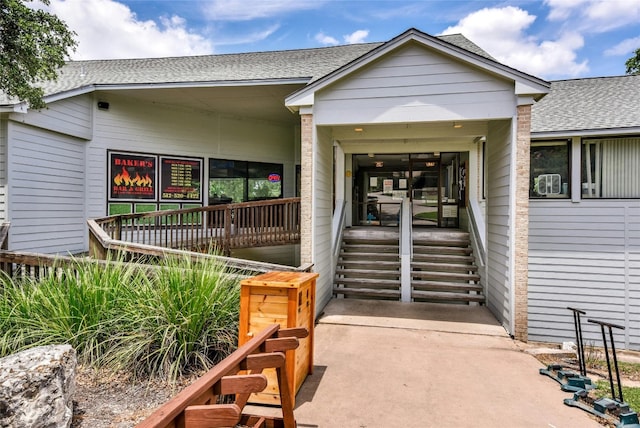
[514,104,531,342]
[300,113,313,265]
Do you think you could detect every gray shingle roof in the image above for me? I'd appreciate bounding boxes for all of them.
[531,74,640,133]
[0,33,491,106]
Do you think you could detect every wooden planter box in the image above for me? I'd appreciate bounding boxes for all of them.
[239,271,318,406]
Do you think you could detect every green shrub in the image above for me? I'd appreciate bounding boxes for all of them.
[0,253,241,381]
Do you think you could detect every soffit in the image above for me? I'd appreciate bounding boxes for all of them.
[105,84,305,124]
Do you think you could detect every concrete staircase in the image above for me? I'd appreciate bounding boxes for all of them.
[333,228,401,300]
[411,230,484,304]
[333,227,484,304]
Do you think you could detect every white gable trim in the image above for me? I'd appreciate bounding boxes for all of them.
[286,28,549,110]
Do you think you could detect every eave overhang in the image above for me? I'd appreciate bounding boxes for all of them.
[285,28,550,112]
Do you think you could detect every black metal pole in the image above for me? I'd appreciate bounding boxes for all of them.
[609,326,624,403]
[589,319,626,403]
[600,323,616,401]
[568,307,587,376]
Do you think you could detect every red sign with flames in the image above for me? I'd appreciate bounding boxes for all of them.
[109,152,156,200]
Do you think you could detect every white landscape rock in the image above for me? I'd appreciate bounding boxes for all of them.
[0,344,77,428]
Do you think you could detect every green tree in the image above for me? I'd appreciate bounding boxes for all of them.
[626,48,640,75]
[0,0,76,109]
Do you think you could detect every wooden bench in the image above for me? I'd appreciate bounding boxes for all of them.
[136,324,307,428]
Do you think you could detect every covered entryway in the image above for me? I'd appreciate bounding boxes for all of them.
[285,28,549,341]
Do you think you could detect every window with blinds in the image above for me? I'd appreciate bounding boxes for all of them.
[582,137,640,198]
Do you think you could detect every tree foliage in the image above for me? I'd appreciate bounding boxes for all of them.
[0,0,76,109]
[626,48,640,75]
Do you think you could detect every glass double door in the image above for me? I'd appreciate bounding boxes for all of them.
[410,153,460,228]
[353,153,461,228]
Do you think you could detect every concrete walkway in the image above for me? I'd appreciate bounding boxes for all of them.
[291,299,603,428]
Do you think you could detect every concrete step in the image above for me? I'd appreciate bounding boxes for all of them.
[412,280,484,293]
[412,253,475,264]
[333,277,400,289]
[411,290,485,303]
[333,287,401,299]
[412,238,470,247]
[341,244,399,253]
[339,251,399,261]
[410,270,480,282]
[343,237,399,246]
[412,245,473,256]
[335,268,400,279]
[336,260,400,270]
[411,261,478,273]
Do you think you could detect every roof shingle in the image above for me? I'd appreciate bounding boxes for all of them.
[0,33,492,105]
[531,74,640,133]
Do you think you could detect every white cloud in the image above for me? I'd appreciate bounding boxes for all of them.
[545,0,640,32]
[545,0,591,20]
[315,32,340,46]
[441,6,588,78]
[605,36,640,56]
[48,0,212,60]
[344,30,369,44]
[214,25,281,46]
[202,0,322,21]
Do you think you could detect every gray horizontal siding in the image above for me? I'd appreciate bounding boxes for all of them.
[314,127,334,314]
[7,122,86,254]
[0,118,6,222]
[314,43,515,125]
[9,95,93,140]
[529,199,640,350]
[485,120,513,332]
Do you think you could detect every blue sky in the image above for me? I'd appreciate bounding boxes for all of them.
[44,0,640,80]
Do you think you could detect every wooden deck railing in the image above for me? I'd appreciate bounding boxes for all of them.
[136,324,306,428]
[92,198,300,255]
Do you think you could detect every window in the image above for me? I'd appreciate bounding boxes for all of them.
[209,159,247,204]
[530,141,570,198]
[582,137,640,198]
[248,162,283,201]
[209,159,283,204]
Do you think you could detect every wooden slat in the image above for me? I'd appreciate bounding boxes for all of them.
[136,325,281,428]
[277,327,309,339]
[242,353,285,371]
[213,374,267,395]
[136,324,305,428]
[264,337,299,353]
[183,404,241,428]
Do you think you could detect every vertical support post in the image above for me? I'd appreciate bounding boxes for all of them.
[224,205,232,256]
[514,103,532,342]
[400,197,412,302]
[567,307,587,376]
[299,113,314,266]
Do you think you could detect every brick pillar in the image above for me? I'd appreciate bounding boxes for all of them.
[514,105,531,342]
[300,114,314,265]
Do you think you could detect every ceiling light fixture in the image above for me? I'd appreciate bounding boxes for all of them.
[453,122,463,129]
[354,127,363,132]
[368,153,375,158]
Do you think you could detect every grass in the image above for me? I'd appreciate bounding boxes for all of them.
[580,344,640,411]
[594,380,640,411]
[414,211,438,221]
[0,253,242,381]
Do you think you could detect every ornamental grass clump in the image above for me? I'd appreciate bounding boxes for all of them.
[0,253,242,381]
[110,255,241,380]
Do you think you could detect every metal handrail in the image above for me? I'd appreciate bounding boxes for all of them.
[399,197,412,302]
[332,199,347,258]
[467,198,486,266]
